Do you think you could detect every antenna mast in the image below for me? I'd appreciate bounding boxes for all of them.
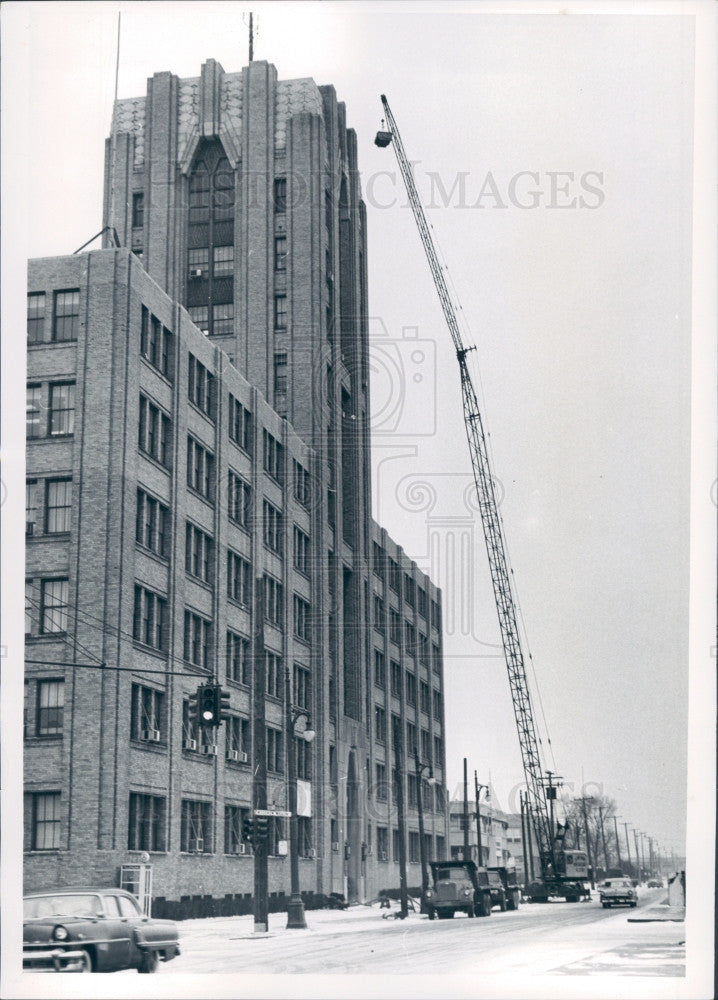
[114,11,121,102]
[249,12,254,62]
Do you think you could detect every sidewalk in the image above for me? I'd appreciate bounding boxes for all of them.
[628,902,685,923]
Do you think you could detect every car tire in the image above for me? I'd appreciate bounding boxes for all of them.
[467,905,474,918]
[77,949,93,973]
[138,950,159,974]
[427,907,435,920]
[630,901,637,908]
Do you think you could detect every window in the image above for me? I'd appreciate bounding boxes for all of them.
[32,792,61,850]
[25,581,33,636]
[431,599,442,633]
[214,245,234,275]
[26,385,42,439]
[293,460,310,507]
[53,290,79,342]
[184,610,212,668]
[128,793,165,852]
[434,735,443,767]
[226,716,250,758]
[274,295,287,330]
[408,775,418,809]
[132,192,144,229]
[225,804,250,854]
[406,672,417,707]
[133,585,167,650]
[273,177,287,211]
[181,799,212,853]
[263,430,283,482]
[406,721,416,758]
[267,817,285,857]
[26,480,38,536]
[419,633,429,665]
[213,303,234,335]
[421,728,432,764]
[185,522,213,583]
[263,499,283,555]
[390,661,402,698]
[374,649,386,689]
[374,705,386,744]
[389,608,401,646]
[405,623,416,658]
[189,306,209,334]
[228,470,251,528]
[189,163,210,223]
[388,558,400,594]
[420,680,430,715]
[213,157,235,220]
[136,489,168,557]
[377,826,388,861]
[264,575,283,628]
[45,479,72,534]
[293,595,310,642]
[139,395,171,467]
[274,352,287,398]
[435,834,446,860]
[373,595,384,634]
[27,293,45,343]
[266,726,284,773]
[409,830,420,863]
[275,235,287,270]
[404,573,416,608]
[418,587,428,620]
[375,762,388,800]
[226,631,250,685]
[188,354,215,417]
[298,816,313,856]
[433,689,442,721]
[265,650,283,699]
[49,383,75,436]
[188,247,209,280]
[296,737,312,781]
[187,436,214,500]
[372,541,384,579]
[229,395,252,452]
[432,642,441,675]
[130,684,164,741]
[41,579,69,634]
[37,680,64,736]
[293,526,310,575]
[293,663,311,709]
[227,550,251,606]
[182,698,212,747]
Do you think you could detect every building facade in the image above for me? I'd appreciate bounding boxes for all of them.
[448,799,512,868]
[24,59,449,917]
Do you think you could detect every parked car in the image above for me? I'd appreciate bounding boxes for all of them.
[23,887,180,973]
[425,861,493,919]
[598,877,638,909]
[647,879,663,889]
[487,866,521,911]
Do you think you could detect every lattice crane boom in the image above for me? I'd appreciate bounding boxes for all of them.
[376,94,555,875]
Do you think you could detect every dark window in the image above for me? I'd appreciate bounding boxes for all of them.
[188,354,215,417]
[32,792,61,850]
[185,522,213,583]
[226,630,250,685]
[130,684,164,741]
[263,430,283,483]
[188,247,209,280]
[293,460,311,507]
[274,295,287,330]
[181,799,212,853]
[421,728,432,763]
[226,716,250,758]
[213,245,234,276]
[264,575,283,628]
[293,663,311,709]
[293,526,310,575]
[390,661,402,698]
[405,623,416,658]
[45,479,72,534]
[49,383,75,436]
[53,290,79,342]
[374,649,386,689]
[26,385,42,439]
[390,608,401,646]
[374,705,386,744]
[189,306,210,334]
[377,826,388,860]
[265,650,282,699]
[273,177,287,212]
[189,163,210,223]
[212,303,234,335]
[297,816,313,854]
[135,489,168,557]
[183,610,212,668]
[132,192,144,229]
[228,470,251,528]
[25,581,33,636]
[128,793,165,852]
[404,573,416,608]
[266,726,284,773]
[37,679,64,736]
[420,680,430,715]
[139,308,173,378]
[275,235,287,270]
[293,595,311,642]
[406,672,417,707]
[274,352,287,398]
[229,395,252,452]
[375,762,388,800]
[434,735,443,767]
[133,585,167,650]
[186,436,214,500]
[26,480,38,536]
[406,721,417,757]
[27,293,45,343]
[433,689,442,721]
[224,804,251,854]
[263,499,283,555]
[139,395,171,467]
[227,550,251,606]
[41,579,69,634]
[373,595,384,633]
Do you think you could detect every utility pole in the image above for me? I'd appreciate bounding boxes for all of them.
[462,758,470,862]
[597,806,608,874]
[612,815,622,872]
[580,797,595,888]
[252,576,268,933]
[525,800,535,882]
[623,822,632,878]
[392,716,409,918]
[633,830,642,882]
[475,773,488,866]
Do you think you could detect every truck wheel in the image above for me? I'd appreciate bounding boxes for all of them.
[499,895,507,912]
[138,950,159,974]
[630,901,637,908]
[427,907,436,920]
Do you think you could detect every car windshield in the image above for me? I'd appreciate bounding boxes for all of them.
[24,894,101,919]
[434,866,471,881]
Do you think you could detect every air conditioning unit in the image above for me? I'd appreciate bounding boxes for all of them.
[183,738,198,752]
[202,744,218,756]
[190,838,204,853]
[227,749,240,762]
[238,751,248,763]
[380,851,388,861]
[237,843,247,855]
[306,848,316,858]
[142,729,161,742]
[331,842,340,853]
[191,268,204,278]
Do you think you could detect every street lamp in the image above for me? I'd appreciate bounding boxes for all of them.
[475,777,489,867]
[414,749,436,909]
[285,666,315,930]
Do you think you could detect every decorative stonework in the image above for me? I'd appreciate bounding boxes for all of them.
[178,78,200,153]
[112,97,146,167]
[275,79,323,150]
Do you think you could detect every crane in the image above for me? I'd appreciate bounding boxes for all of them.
[375,95,589,902]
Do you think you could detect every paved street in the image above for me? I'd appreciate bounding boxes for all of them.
[153,887,684,978]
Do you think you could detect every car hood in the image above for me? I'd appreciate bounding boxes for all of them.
[23,916,92,942]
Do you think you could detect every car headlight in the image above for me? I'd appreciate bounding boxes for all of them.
[425,889,434,898]
[462,887,471,896]
[52,925,69,942]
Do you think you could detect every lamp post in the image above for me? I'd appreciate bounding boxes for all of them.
[414,749,436,910]
[475,777,489,867]
[285,664,315,929]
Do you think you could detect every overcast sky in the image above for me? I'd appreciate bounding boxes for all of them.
[2,1,715,874]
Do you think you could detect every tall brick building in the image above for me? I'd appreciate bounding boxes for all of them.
[24,59,449,916]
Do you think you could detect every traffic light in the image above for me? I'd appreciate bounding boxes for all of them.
[242,817,254,845]
[188,687,200,728]
[255,816,269,842]
[200,684,220,727]
[218,686,231,723]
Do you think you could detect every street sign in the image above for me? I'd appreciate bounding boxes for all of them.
[253,809,291,818]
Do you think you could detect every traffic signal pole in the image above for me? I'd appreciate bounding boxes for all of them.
[252,576,269,933]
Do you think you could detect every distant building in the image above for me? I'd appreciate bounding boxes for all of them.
[24,58,449,917]
[448,799,511,867]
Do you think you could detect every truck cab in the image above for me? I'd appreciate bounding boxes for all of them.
[425,861,493,919]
